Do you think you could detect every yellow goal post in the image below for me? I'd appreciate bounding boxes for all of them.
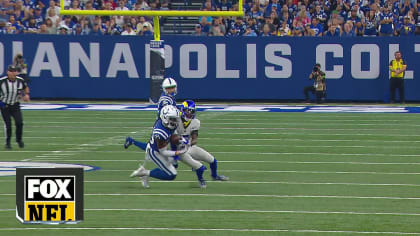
[60,0,244,40]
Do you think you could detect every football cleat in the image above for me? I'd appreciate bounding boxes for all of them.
[130,166,148,178]
[199,179,207,189]
[124,137,133,149]
[212,175,229,181]
[5,143,11,150]
[17,141,24,148]
[140,176,150,189]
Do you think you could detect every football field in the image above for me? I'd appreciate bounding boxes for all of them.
[1,107,420,235]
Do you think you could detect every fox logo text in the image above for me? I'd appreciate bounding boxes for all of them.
[16,168,84,224]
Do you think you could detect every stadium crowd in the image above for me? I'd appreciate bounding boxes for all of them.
[0,0,419,36]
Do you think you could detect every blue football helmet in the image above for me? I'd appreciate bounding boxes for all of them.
[181,100,196,121]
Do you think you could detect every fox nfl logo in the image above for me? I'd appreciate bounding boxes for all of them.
[16,168,83,224]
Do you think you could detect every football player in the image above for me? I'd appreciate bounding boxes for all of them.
[124,77,178,150]
[178,100,229,181]
[128,105,208,188]
[130,105,187,184]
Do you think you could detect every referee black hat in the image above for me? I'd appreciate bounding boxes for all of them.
[7,65,18,72]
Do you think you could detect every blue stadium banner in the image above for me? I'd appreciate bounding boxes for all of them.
[1,35,419,101]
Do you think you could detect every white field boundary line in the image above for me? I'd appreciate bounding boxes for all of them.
[25,121,420,127]
[101,169,420,175]
[24,117,420,122]
[0,227,420,235]
[0,180,418,187]
[2,208,420,217]
[22,136,420,144]
[1,193,420,200]
[23,160,420,165]
[24,126,420,132]
[4,150,420,157]
[19,143,420,149]
[21,130,420,137]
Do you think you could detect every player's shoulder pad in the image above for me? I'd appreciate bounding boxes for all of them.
[191,119,201,131]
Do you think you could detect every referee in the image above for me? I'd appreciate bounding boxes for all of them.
[0,65,30,149]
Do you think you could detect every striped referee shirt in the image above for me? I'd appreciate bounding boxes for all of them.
[0,76,27,105]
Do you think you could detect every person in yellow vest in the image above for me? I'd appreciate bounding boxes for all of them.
[389,51,407,104]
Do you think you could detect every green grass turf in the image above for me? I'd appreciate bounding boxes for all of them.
[1,110,420,235]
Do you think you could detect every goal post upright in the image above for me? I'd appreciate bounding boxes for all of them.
[60,0,243,102]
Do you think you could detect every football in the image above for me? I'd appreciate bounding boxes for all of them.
[170,135,180,145]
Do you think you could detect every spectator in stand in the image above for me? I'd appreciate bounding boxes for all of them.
[140,25,153,36]
[192,24,206,36]
[46,8,60,27]
[278,21,291,36]
[0,8,8,23]
[89,22,103,35]
[249,4,264,22]
[325,24,341,36]
[7,15,22,34]
[47,0,60,16]
[399,0,414,16]
[379,5,394,36]
[269,11,281,29]
[23,17,38,33]
[45,18,57,34]
[348,6,363,35]
[217,0,232,11]
[244,25,258,36]
[38,23,48,33]
[310,17,324,36]
[280,11,293,29]
[396,15,415,36]
[363,9,378,36]
[247,17,259,34]
[57,24,69,35]
[230,16,247,35]
[209,17,226,36]
[312,4,328,26]
[72,23,84,35]
[59,15,74,34]
[199,16,211,35]
[304,23,316,35]
[260,23,272,36]
[136,16,152,33]
[342,22,356,36]
[114,0,129,27]
[121,23,136,35]
[137,0,149,10]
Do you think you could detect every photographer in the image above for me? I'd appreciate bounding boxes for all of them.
[303,63,326,103]
[13,54,29,84]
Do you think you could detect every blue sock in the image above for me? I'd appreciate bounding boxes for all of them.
[210,159,218,178]
[195,165,206,181]
[133,139,147,150]
[150,168,176,180]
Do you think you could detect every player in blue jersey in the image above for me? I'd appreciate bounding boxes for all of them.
[157,77,177,117]
[124,77,178,151]
[129,105,188,183]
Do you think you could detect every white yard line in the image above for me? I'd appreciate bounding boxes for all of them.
[23,159,420,165]
[1,208,420,216]
[101,169,420,175]
[0,179,418,187]
[0,227,420,235]
[2,193,419,200]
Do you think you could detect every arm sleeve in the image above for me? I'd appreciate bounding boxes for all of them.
[158,148,177,157]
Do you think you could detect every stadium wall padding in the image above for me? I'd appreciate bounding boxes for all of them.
[1,34,419,101]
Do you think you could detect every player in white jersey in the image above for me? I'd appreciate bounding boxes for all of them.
[178,100,229,181]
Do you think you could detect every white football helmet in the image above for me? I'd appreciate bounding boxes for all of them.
[160,105,180,129]
[162,77,177,96]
